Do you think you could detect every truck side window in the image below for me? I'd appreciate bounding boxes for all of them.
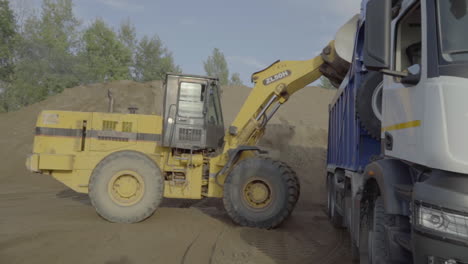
[395,6,422,72]
[178,82,205,118]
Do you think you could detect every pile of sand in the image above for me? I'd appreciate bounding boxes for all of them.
[0,81,350,264]
[0,81,335,201]
[0,80,162,183]
[0,81,334,180]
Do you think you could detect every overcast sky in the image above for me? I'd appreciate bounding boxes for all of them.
[12,0,362,85]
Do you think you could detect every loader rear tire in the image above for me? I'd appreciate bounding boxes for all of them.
[223,157,300,229]
[356,71,383,140]
[89,151,164,223]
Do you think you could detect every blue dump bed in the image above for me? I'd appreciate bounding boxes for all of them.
[326,25,380,173]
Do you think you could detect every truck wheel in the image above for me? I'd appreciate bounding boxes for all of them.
[360,197,393,263]
[356,71,383,140]
[327,173,343,227]
[89,151,164,223]
[359,199,371,264]
[370,197,394,263]
[351,238,360,263]
[223,157,300,229]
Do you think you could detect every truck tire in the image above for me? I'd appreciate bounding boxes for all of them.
[327,173,343,228]
[351,238,360,263]
[360,197,394,264]
[356,71,383,140]
[89,151,164,223]
[370,197,394,263]
[223,157,300,229]
[359,199,371,264]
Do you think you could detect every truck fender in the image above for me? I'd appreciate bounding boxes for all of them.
[362,159,412,216]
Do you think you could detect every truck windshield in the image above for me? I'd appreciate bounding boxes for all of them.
[437,0,468,62]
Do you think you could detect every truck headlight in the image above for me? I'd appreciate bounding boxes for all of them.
[416,204,468,240]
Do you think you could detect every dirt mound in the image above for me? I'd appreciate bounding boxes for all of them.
[0,81,350,264]
[0,80,335,202]
[0,80,163,182]
[222,85,334,129]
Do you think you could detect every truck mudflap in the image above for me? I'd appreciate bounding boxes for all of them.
[26,153,74,172]
[363,158,412,215]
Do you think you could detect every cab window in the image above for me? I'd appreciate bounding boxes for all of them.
[206,86,223,126]
[395,5,422,72]
[437,0,468,63]
[178,82,205,118]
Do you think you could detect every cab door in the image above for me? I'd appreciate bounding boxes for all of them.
[172,80,207,149]
[382,3,425,163]
[204,82,225,149]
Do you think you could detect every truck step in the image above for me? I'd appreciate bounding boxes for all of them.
[394,232,412,252]
[394,184,412,202]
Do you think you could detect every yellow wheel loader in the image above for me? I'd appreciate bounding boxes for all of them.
[26,16,357,228]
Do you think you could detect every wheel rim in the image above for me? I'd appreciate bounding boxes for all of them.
[108,170,145,206]
[243,179,272,209]
[372,82,383,122]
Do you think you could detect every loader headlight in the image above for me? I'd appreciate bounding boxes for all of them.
[415,204,468,240]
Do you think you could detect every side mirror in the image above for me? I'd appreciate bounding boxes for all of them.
[407,64,421,75]
[401,64,421,85]
[364,0,392,70]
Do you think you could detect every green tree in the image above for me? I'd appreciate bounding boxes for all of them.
[118,18,137,52]
[4,0,81,111]
[118,19,137,79]
[0,0,17,84]
[134,35,181,82]
[230,72,243,85]
[79,19,132,82]
[204,48,229,85]
[319,76,336,89]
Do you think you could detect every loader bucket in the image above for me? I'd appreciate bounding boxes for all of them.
[320,14,359,87]
[335,14,360,63]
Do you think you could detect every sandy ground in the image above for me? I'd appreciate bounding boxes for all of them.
[0,81,353,264]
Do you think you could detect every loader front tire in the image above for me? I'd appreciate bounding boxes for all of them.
[223,157,300,229]
[89,151,164,223]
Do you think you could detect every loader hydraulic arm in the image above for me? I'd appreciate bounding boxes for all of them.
[221,53,326,155]
[217,14,358,159]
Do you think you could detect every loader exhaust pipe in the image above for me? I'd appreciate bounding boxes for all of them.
[107,89,114,113]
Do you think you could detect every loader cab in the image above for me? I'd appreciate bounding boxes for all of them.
[161,73,224,151]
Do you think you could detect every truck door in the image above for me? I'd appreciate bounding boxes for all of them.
[382,3,425,163]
